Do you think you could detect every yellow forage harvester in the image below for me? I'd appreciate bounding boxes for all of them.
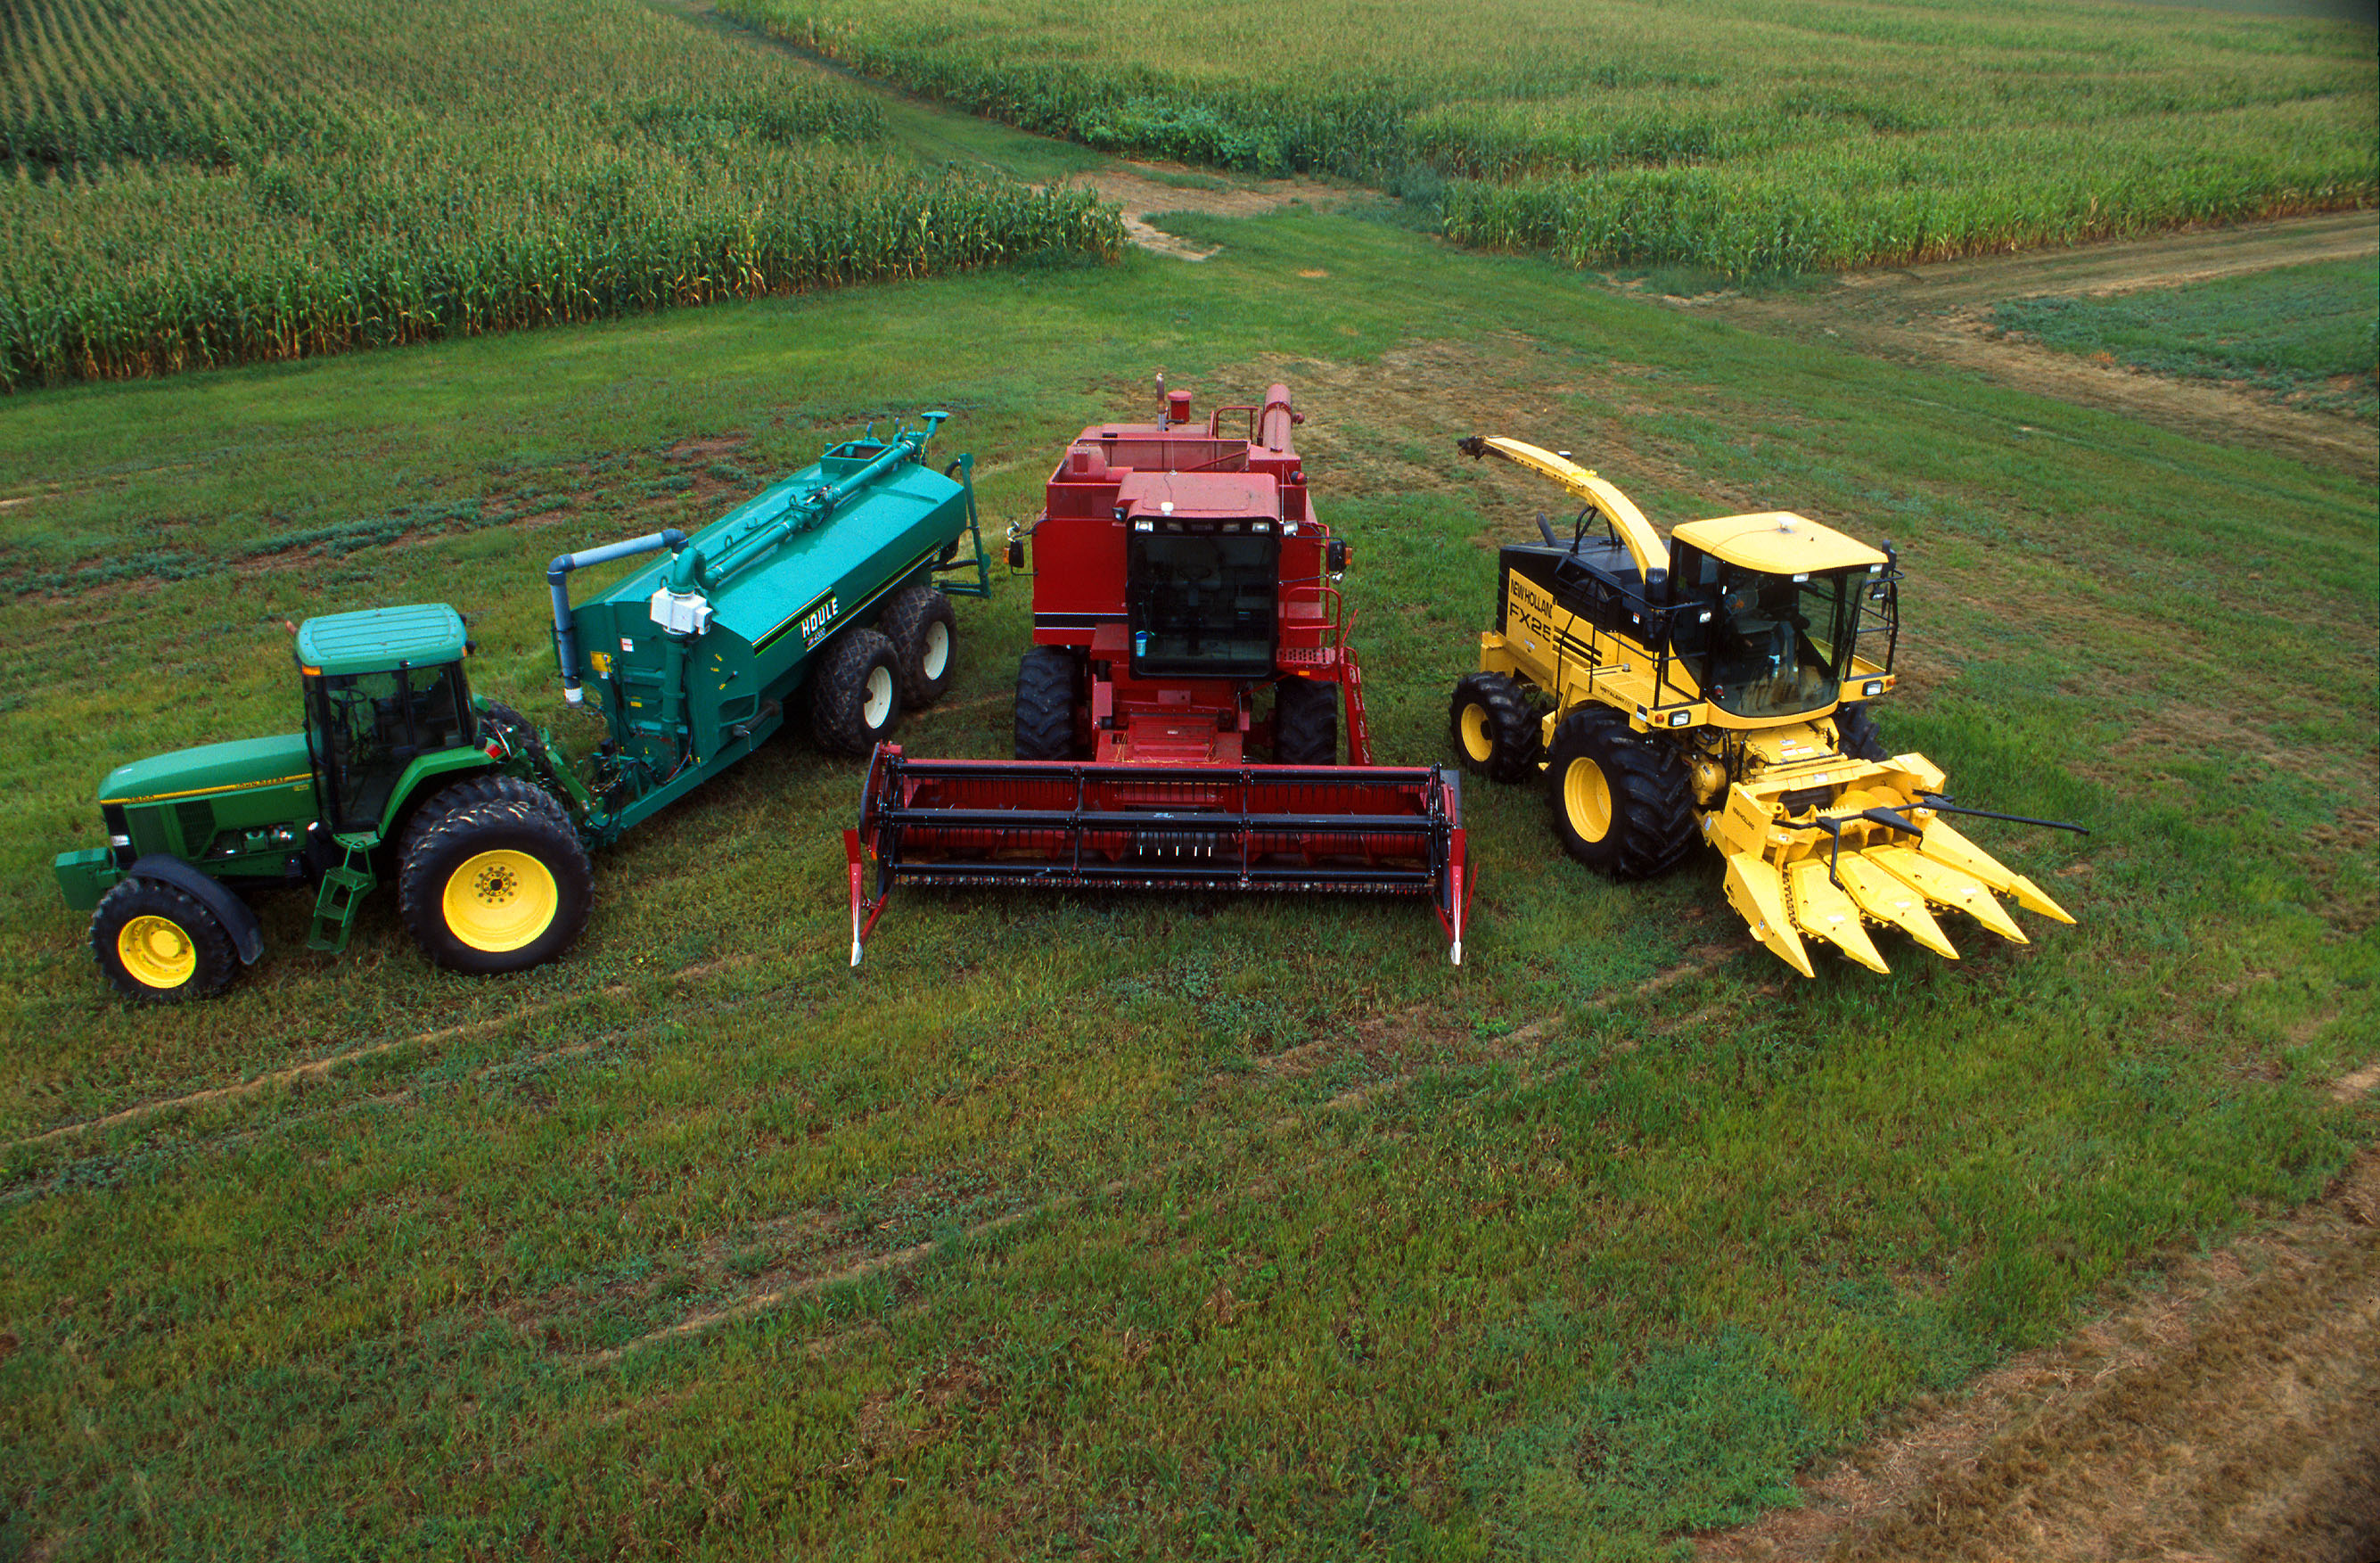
[1449,436,2085,976]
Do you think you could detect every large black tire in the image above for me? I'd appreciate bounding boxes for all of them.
[1834,701,1889,762]
[1544,707,1698,879]
[1273,678,1339,765]
[1014,646,1081,761]
[810,628,904,756]
[90,877,240,1003]
[882,586,958,708]
[398,777,594,975]
[1449,670,1539,782]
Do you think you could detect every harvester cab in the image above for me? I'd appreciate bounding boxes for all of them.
[844,379,1471,967]
[1450,435,2085,977]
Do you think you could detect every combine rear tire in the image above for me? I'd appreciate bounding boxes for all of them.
[811,629,904,756]
[1014,646,1081,761]
[1449,671,1539,782]
[91,878,239,1003]
[398,777,594,975]
[1834,702,1888,762]
[1544,708,1697,879]
[1273,678,1339,765]
[882,586,958,708]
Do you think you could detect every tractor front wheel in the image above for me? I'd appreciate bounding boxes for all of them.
[882,586,958,708]
[811,629,905,756]
[91,877,239,1003]
[1544,709,1698,879]
[1014,646,1082,761]
[398,777,593,975]
[1834,701,1888,762]
[1273,678,1339,765]
[1449,671,1539,782]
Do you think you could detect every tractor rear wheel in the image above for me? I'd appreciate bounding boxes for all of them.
[1273,678,1339,765]
[1834,701,1888,762]
[1449,671,1539,782]
[811,629,905,756]
[882,586,958,708]
[398,777,593,975]
[1544,708,1698,879]
[1014,646,1081,761]
[91,877,239,1003]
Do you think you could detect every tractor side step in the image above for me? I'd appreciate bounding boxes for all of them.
[307,840,378,954]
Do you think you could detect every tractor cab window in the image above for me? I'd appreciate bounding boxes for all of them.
[1668,547,1858,719]
[303,662,474,833]
[1125,525,1279,679]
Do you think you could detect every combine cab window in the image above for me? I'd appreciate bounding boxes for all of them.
[1126,529,1279,679]
[1669,549,1858,720]
[303,662,474,833]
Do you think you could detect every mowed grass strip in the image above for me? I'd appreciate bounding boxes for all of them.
[0,208,2372,1557]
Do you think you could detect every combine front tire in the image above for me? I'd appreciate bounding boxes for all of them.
[883,586,958,708]
[1274,678,1339,765]
[1544,709,1697,879]
[91,878,239,1003]
[1834,702,1888,761]
[398,777,593,975]
[1014,646,1081,761]
[811,629,905,756]
[1449,671,1539,782]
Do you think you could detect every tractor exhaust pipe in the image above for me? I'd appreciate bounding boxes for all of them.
[548,530,686,703]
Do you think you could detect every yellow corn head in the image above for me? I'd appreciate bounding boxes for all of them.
[1449,436,2084,976]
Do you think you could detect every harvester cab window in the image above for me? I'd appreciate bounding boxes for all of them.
[1668,548,1858,719]
[1126,528,1279,679]
[303,662,472,834]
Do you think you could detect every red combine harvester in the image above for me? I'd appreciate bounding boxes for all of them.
[844,379,1471,966]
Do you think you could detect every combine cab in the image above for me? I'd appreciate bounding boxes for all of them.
[847,379,1469,965]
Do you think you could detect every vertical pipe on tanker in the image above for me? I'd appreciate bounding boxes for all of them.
[548,529,687,704]
[1260,385,1296,452]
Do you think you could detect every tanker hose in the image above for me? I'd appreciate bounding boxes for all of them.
[548,529,686,704]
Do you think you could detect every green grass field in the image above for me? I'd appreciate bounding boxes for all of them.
[1,177,2372,1555]
[1991,255,2380,420]
[724,0,2377,275]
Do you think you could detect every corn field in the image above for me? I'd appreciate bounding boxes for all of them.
[723,0,2376,276]
[0,0,1123,389]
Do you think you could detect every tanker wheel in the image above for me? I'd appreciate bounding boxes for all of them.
[1544,707,1698,880]
[882,585,958,708]
[398,777,593,975]
[1449,670,1539,783]
[90,877,239,1003]
[1014,645,1082,761]
[1834,701,1889,762]
[811,629,905,757]
[1273,678,1339,765]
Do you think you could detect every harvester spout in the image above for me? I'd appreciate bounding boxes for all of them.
[548,529,686,703]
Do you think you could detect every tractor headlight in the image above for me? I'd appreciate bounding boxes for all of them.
[109,834,131,849]
[1863,680,1883,697]
[1668,711,1691,728]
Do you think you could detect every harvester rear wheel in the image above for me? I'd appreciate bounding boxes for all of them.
[1545,709,1697,879]
[90,877,239,1003]
[1834,702,1888,762]
[1449,671,1539,782]
[1273,678,1339,765]
[812,629,905,756]
[1014,646,1082,761]
[398,777,594,975]
[883,586,958,707]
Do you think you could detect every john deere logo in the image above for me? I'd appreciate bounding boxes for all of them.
[798,593,841,648]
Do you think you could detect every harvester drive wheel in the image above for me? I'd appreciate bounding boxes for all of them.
[398,777,594,975]
[1544,708,1698,880]
[90,877,239,1003]
[811,629,905,757]
[883,586,959,708]
[1014,646,1082,761]
[1834,702,1889,762]
[1273,678,1339,765]
[1449,671,1539,782]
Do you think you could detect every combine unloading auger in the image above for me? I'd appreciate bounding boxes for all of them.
[846,377,1472,967]
[1449,435,2085,976]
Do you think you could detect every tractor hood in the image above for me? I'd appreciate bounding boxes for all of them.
[99,731,315,807]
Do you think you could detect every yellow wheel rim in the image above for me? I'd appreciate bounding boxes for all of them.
[118,915,196,989]
[1460,703,1494,763]
[443,850,559,953]
[1563,757,1613,843]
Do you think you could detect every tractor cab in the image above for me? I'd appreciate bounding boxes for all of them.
[1663,514,1891,721]
[295,605,478,835]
